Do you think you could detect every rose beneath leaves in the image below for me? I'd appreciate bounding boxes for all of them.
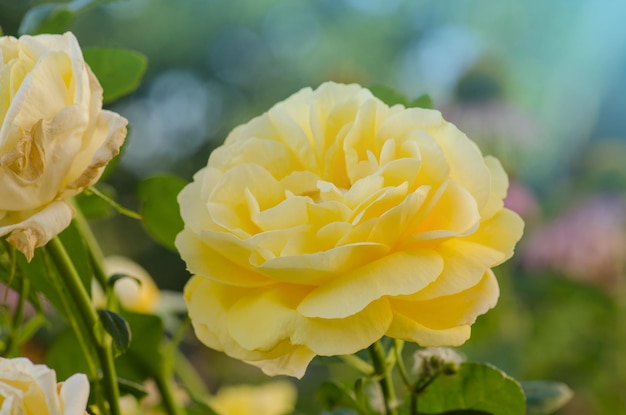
[92,256,161,313]
[207,381,297,415]
[177,82,524,377]
[0,32,127,260]
[0,357,89,415]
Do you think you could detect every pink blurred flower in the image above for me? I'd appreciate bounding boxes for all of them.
[0,284,35,317]
[521,196,626,288]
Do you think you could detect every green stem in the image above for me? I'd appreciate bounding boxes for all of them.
[70,199,109,291]
[410,391,418,415]
[40,248,106,414]
[393,340,412,388]
[340,354,375,375]
[85,187,143,220]
[46,237,121,415]
[70,201,121,312]
[368,340,398,415]
[161,321,191,415]
[4,279,29,356]
[154,370,185,415]
[410,373,441,415]
[173,350,209,402]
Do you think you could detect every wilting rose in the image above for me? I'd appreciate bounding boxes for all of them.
[0,32,127,260]
[207,381,296,415]
[178,82,523,377]
[0,357,89,414]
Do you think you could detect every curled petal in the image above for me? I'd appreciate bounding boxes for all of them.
[0,200,73,261]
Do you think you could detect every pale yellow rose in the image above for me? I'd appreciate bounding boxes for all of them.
[92,256,161,313]
[178,82,524,377]
[0,32,127,260]
[207,381,296,415]
[0,357,89,415]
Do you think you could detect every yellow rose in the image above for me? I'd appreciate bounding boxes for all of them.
[207,381,296,415]
[92,256,161,313]
[0,32,127,260]
[178,82,524,377]
[0,357,90,415]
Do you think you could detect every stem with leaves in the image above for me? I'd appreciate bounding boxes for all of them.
[368,340,399,415]
[46,237,121,415]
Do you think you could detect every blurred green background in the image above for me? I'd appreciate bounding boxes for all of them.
[1,1,625,414]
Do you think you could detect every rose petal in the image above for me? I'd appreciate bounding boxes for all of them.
[376,107,444,142]
[298,249,443,318]
[0,200,73,261]
[369,187,429,246]
[431,121,491,209]
[59,373,90,415]
[400,240,503,301]
[411,179,480,240]
[259,242,390,285]
[344,98,379,183]
[184,276,315,378]
[386,312,471,347]
[254,196,311,231]
[245,346,316,379]
[65,108,127,191]
[175,230,273,287]
[378,157,421,189]
[464,208,524,263]
[228,286,308,351]
[293,297,393,355]
[480,155,508,220]
[268,92,317,172]
[210,137,300,180]
[389,270,499,330]
[184,276,267,359]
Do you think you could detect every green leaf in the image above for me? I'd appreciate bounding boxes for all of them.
[18,0,124,35]
[369,86,435,110]
[114,311,165,383]
[83,48,148,104]
[15,247,67,318]
[137,176,187,251]
[46,328,91,380]
[117,377,149,400]
[18,4,74,35]
[98,309,132,356]
[522,381,573,415]
[409,93,434,109]
[0,242,44,313]
[67,0,123,13]
[417,362,525,415]
[318,381,346,410]
[369,85,409,107]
